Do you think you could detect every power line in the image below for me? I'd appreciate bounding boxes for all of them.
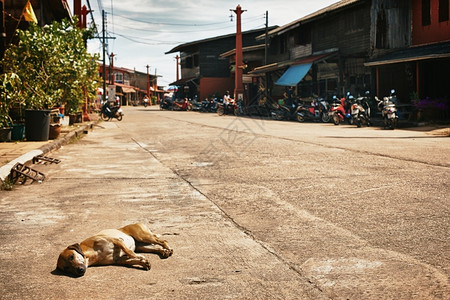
[86,0,102,43]
[112,32,182,45]
[113,13,231,27]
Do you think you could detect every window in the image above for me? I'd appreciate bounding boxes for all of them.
[193,54,199,67]
[422,0,431,26]
[376,9,388,48]
[439,0,449,22]
[184,56,193,68]
[114,72,123,83]
[295,26,311,46]
[279,35,287,54]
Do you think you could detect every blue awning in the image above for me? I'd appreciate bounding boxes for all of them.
[275,63,312,86]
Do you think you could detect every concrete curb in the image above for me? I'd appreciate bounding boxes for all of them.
[0,123,95,183]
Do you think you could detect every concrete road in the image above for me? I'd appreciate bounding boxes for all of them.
[0,106,448,299]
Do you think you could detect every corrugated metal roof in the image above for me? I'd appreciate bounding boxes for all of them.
[365,41,450,66]
[165,27,277,54]
[220,44,266,58]
[249,51,337,74]
[264,0,362,37]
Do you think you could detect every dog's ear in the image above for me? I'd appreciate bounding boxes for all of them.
[68,243,85,257]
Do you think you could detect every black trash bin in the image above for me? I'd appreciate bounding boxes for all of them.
[25,109,51,141]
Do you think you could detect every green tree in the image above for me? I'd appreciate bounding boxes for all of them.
[1,17,101,116]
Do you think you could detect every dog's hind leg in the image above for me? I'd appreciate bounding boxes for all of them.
[120,223,173,258]
[135,243,173,258]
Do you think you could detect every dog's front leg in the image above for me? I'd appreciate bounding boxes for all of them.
[115,255,151,270]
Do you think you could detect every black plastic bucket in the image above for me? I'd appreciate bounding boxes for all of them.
[25,109,51,141]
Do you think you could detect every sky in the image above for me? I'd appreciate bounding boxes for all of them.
[72,0,340,88]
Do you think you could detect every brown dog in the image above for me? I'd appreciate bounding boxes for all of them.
[57,223,173,276]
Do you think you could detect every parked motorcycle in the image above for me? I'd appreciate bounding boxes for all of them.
[173,98,192,111]
[217,101,238,116]
[160,97,173,110]
[297,98,330,123]
[190,98,203,111]
[100,101,123,121]
[201,98,218,113]
[351,91,372,127]
[233,100,245,116]
[375,89,398,129]
[271,102,299,121]
[329,95,352,125]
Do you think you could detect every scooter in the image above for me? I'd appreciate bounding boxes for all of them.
[100,101,123,121]
[329,95,352,125]
[173,98,192,111]
[190,98,203,111]
[375,89,398,129]
[351,91,372,127]
[271,102,299,121]
[201,98,218,113]
[160,98,173,110]
[217,100,238,116]
[296,98,330,123]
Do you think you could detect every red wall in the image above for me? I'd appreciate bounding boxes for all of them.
[199,77,234,100]
[412,0,450,45]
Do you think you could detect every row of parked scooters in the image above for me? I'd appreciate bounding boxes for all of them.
[271,89,399,129]
[160,97,222,113]
[159,89,399,130]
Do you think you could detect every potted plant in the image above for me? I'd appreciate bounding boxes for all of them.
[1,18,101,140]
[0,115,12,142]
[0,73,23,141]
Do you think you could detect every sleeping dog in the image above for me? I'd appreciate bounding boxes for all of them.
[57,223,173,276]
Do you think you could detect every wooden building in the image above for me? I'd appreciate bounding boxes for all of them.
[98,64,161,106]
[165,28,270,101]
[366,0,450,107]
[251,0,375,101]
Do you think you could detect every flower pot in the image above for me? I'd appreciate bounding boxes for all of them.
[49,123,61,139]
[25,109,51,141]
[11,124,25,141]
[69,113,76,125]
[0,127,12,142]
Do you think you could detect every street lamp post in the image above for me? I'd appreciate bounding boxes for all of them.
[175,55,180,82]
[146,65,150,98]
[231,5,246,102]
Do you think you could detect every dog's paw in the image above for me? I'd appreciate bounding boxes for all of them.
[161,248,173,258]
[143,259,151,270]
[136,255,151,270]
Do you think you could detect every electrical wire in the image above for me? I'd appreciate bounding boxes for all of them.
[112,32,183,45]
[113,13,231,27]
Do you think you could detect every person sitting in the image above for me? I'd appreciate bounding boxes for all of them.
[223,91,233,114]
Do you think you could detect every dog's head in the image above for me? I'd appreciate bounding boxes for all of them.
[57,243,87,277]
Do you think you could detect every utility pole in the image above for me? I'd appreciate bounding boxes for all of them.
[100,10,115,103]
[110,52,115,85]
[0,0,5,63]
[264,11,269,99]
[175,55,180,82]
[231,5,246,103]
[265,11,268,66]
[102,10,106,102]
[146,65,150,98]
